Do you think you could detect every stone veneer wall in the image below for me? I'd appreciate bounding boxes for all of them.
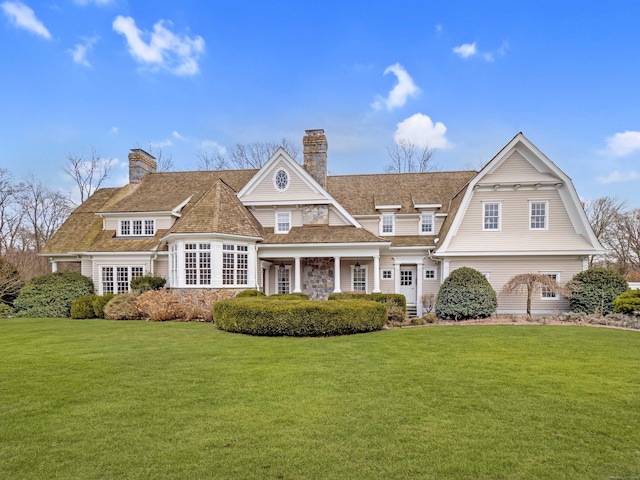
[302,257,334,300]
[302,205,329,225]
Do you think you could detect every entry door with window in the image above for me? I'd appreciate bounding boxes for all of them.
[399,266,417,305]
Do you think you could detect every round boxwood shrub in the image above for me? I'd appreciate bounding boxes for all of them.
[235,289,266,297]
[569,268,628,315]
[435,267,497,321]
[71,295,98,319]
[213,298,386,336]
[14,271,94,318]
[130,275,166,293]
[613,289,640,315]
[92,293,115,318]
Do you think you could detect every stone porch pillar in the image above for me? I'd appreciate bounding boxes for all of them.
[293,256,302,293]
[333,256,341,293]
[372,255,381,293]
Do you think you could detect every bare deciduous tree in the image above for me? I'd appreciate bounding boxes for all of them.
[64,148,113,204]
[148,146,175,172]
[0,255,23,305]
[502,273,569,317]
[385,138,436,173]
[196,149,227,170]
[581,196,627,268]
[226,139,300,169]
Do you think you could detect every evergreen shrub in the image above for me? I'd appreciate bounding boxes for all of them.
[213,298,386,336]
[130,275,166,293]
[613,289,640,315]
[0,303,13,318]
[235,289,266,298]
[435,267,497,320]
[71,295,98,319]
[14,271,94,318]
[569,268,628,315]
[327,292,406,312]
[92,294,115,318]
[104,293,141,320]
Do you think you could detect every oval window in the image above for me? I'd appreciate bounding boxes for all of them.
[274,169,289,191]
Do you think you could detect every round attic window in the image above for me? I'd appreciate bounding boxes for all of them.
[274,169,289,191]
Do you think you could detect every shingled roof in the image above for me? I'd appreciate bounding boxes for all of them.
[261,225,387,244]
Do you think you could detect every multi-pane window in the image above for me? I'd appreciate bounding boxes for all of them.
[483,203,501,230]
[530,202,548,230]
[381,214,394,234]
[276,212,291,233]
[169,244,178,287]
[184,243,211,286]
[119,219,155,236]
[353,266,367,292]
[274,169,289,191]
[223,244,249,285]
[424,268,436,280]
[541,273,559,299]
[277,266,290,294]
[101,266,144,294]
[400,269,413,286]
[420,213,434,234]
[382,269,393,280]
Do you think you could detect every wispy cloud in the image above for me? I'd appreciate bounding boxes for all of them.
[74,0,113,5]
[110,126,118,135]
[453,42,476,59]
[68,36,99,67]
[149,139,172,148]
[172,131,185,141]
[597,170,640,184]
[601,131,640,157]
[371,63,419,110]
[453,40,508,62]
[394,113,452,149]
[112,15,205,76]
[1,0,51,39]
[201,140,226,155]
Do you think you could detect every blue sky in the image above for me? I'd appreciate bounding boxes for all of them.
[2,0,640,206]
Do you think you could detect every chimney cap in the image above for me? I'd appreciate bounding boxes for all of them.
[129,148,156,160]
[304,129,325,136]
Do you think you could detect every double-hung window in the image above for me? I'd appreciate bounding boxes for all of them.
[275,212,291,233]
[541,273,559,299]
[381,214,394,235]
[100,266,144,294]
[223,244,249,285]
[352,266,367,292]
[185,243,211,286]
[420,213,434,234]
[119,219,155,236]
[277,266,291,294]
[530,201,548,230]
[483,202,501,231]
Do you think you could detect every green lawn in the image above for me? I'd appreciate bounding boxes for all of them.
[1,319,639,479]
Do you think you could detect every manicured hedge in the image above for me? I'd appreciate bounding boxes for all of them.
[213,298,386,336]
[327,292,406,312]
[14,271,94,318]
[267,293,310,300]
[435,267,497,320]
[569,268,628,315]
[71,295,98,319]
[235,289,266,298]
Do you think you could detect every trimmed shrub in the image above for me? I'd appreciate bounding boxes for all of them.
[421,312,437,324]
[568,268,628,315]
[386,304,406,327]
[236,289,265,298]
[130,275,166,293]
[268,293,310,300]
[435,267,497,320]
[135,290,182,321]
[214,298,386,336]
[14,271,94,318]
[328,292,406,312]
[71,295,98,319]
[92,294,115,318]
[0,303,13,318]
[613,289,640,315]
[104,293,141,320]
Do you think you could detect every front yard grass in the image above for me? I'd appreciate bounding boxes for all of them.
[1,318,639,479]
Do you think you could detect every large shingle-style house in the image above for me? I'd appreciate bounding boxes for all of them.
[42,130,603,315]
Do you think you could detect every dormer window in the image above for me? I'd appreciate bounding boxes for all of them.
[275,211,291,233]
[119,219,155,237]
[274,169,289,192]
[420,213,434,234]
[381,214,394,235]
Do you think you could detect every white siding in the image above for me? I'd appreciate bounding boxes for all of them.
[395,216,416,235]
[154,258,168,279]
[485,151,558,184]
[359,218,379,236]
[329,208,350,226]
[241,159,326,203]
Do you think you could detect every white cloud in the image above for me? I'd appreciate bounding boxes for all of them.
[74,0,113,5]
[201,140,226,155]
[602,131,640,157]
[371,63,419,110]
[112,15,205,76]
[453,42,476,59]
[1,1,51,39]
[172,131,185,141]
[597,170,640,184]
[149,139,172,148]
[394,113,452,149]
[68,36,98,67]
[110,126,118,134]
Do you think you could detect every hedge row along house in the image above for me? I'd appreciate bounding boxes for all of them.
[42,130,603,315]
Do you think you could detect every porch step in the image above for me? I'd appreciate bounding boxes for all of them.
[406,305,418,318]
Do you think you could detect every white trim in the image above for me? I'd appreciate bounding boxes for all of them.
[482,201,501,231]
[540,272,560,300]
[273,168,290,192]
[414,203,442,209]
[380,213,395,235]
[381,268,394,280]
[351,264,368,293]
[375,204,401,210]
[529,200,549,230]
[424,267,437,280]
[419,212,434,235]
[275,210,291,234]
[118,218,156,237]
[275,265,292,294]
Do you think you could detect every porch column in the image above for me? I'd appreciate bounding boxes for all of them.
[416,260,423,316]
[394,260,401,294]
[264,267,270,295]
[372,255,381,293]
[50,260,58,273]
[442,260,450,282]
[293,256,302,293]
[333,256,341,293]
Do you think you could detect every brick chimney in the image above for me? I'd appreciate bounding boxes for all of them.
[303,129,327,189]
[128,148,157,184]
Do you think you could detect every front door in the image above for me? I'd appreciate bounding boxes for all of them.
[399,266,417,306]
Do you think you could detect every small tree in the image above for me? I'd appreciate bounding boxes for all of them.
[64,148,113,204]
[502,273,568,317]
[14,271,94,317]
[0,256,23,306]
[568,268,628,315]
[385,138,436,173]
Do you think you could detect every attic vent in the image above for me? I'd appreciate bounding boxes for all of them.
[274,169,289,191]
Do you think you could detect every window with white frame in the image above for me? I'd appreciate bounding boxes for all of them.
[381,268,393,280]
[530,201,548,230]
[276,266,291,294]
[119,219,155,236]
[169,244,178,287]
[100,266,144,294]
[274,169,290,192]
[541,273,559,299]
[381,214,394,235]
[420,213,434,234]
[424,268,436,280]
[184,243,212,286]
[222,244,249,285]
[352,265,367,292]
[483,202,501,231]
[275,211,291,233]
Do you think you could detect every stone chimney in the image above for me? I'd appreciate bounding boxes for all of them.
[303,129,327,189]
[128,148,157,184]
